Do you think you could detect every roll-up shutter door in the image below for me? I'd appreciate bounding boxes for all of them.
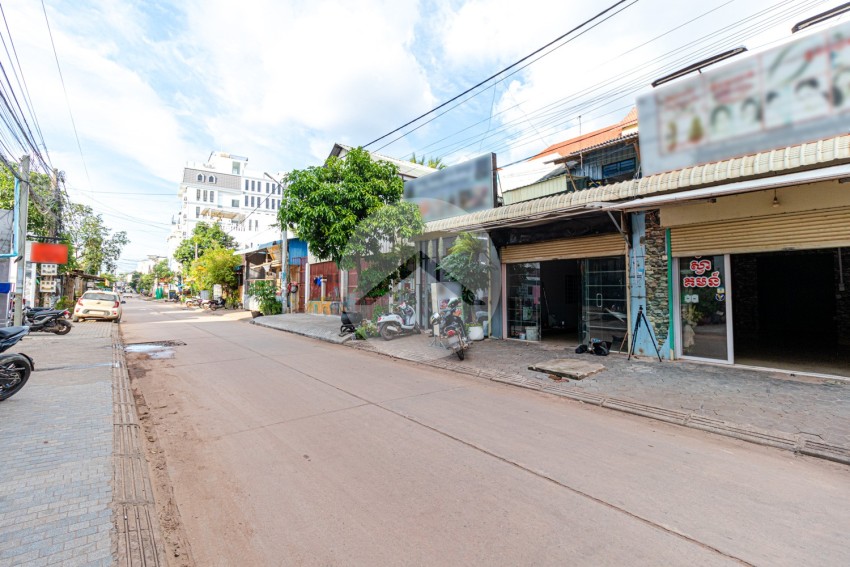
[501,233,625,263]
[670,207,850,257]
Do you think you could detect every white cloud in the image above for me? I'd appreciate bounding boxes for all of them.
[438,0,600,69]
[181,0,436,170]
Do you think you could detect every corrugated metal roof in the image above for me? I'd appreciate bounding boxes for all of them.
[424,135,850,235]
[531,108,638,161]
[548,131,639,163]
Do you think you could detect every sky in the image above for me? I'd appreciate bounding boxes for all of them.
[0,0,842,272]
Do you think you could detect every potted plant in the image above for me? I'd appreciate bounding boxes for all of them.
[466,321,485,341]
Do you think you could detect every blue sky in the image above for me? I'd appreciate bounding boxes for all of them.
[1,0,841,271]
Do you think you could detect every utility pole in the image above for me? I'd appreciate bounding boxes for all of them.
[13,155,30,326]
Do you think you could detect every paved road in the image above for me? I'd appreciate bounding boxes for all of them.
[121,298,850,567]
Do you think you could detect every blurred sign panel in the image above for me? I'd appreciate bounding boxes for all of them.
[403,153,496,222]
[29,242,69,264]
[39,280,57,293]
[40,263,57,276]
[638,21,850,175]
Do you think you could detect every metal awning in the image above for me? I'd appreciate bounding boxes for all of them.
[421,134,850,237]
[201,207,244,220]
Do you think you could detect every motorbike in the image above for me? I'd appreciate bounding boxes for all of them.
[24,308,73,335]
[184,297,202,308]
[430,299,471,360]
[26,305,72,320]
[339,310,363,336]
[0,326,34,401]
[203,298,226,311]
[377,301,421,341]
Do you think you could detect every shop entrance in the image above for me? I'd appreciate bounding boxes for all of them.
[505,256,627,346]
[732,249,849,376]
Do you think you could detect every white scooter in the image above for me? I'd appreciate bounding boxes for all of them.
[377,301,421,341]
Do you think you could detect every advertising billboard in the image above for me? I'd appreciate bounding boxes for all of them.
[403,153,497,222]
[638,20,850,176]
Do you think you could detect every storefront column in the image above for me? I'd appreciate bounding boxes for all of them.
[629,210,671,358]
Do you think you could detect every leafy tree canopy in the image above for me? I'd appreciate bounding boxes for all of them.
[174,221,237,267]
[188,247,240,293]
[0,164,57,237]
[409,153,446,170]
[438,232,491,305]
[341,202,424,298]
[279,147,404,266]
[63,202,129,274]
[0,166,129,275]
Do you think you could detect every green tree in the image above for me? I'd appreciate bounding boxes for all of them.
[173,221,237,267]
[0,164,58,238]
[188,248,240,295]
[409,153,446,170]
[341,202,424,298]
[247,280,282,315]
[130,271,141,291]
[63,202,129,274]
[151,259,173,282]
[438,232,491,308]
[139,273,154,293]
[279,147,404,267]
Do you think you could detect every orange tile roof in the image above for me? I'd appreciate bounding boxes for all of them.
[532,108,638,161]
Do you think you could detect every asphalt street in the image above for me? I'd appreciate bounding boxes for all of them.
[121,297,850,567]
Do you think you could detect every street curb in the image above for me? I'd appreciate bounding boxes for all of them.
[250,317,354,345]
[111,326,168,567]
[345,340,850,466]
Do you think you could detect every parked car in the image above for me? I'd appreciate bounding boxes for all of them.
[72,290,124,323]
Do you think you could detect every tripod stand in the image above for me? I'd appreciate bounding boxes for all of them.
[628,305,663,362]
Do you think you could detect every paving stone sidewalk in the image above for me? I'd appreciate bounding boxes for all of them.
[0,321,164,566]
[255,313,850,464]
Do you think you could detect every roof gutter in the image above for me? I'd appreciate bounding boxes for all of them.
[602,163,850,211]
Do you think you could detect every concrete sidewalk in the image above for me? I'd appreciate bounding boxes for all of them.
[0,322,163,566]
[255,313,850,465]
[251,312,354,344]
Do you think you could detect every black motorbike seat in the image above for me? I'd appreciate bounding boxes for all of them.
[0,326,28,339]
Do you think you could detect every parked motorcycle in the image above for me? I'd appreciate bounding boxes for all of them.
[24,308,73,335]
[203,298,226,311]
[0,326,34,401]
[430,299,470,360]
[377,301,421,340]
[184,297,202,308]
[26,305,72,319]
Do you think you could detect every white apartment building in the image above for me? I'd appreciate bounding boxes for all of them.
[167,152,284,269]
[136,255,168,274]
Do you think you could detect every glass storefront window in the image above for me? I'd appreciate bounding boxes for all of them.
[582,257,628,345]
[507,263,541,340]
[678,255,731,361]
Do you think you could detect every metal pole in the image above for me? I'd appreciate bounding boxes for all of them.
[13,155,30,325]
[280,234,287,313]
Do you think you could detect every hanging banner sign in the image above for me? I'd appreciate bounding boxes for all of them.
[39,280,57,293]
[40,264,58,276]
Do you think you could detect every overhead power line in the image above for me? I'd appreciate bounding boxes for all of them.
[41,0,91,187]
[411,0,824,167]
[362,0,637,149]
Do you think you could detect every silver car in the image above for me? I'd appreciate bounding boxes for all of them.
[73,291,123,323]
